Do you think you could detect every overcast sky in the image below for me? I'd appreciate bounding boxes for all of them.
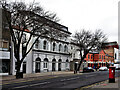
[18,0,120,42]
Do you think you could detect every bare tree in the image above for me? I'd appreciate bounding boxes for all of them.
[0,0,64,78]
[73,29,107,73]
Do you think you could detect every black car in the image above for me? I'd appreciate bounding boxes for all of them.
[83,67,94,72]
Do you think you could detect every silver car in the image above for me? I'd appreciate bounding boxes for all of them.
[99,67,108,71]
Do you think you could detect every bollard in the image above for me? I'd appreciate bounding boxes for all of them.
[109,66,115,83]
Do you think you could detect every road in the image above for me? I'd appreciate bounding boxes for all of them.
[2,70,120,90]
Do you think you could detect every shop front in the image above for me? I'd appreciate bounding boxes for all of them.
[0,51,10,75]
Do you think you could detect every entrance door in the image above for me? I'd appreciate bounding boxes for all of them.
[52,63,55,71]
[35,62,40,73]
[58,63,61,71]
[23,62,26,73]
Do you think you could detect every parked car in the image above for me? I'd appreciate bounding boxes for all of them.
[83,67,94,72]
[99,67,108,71]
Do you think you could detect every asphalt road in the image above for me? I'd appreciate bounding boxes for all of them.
[2,70,120,90]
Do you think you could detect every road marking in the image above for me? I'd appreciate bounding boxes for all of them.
[60,77,79,81]
[30,82,50,86]
[86,75,96,77]
[12,84,29,89]
[12,82,50,89]
[67,77,79,80]
[60,79,66,81]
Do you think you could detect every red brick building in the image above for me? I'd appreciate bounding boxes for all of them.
[84,42,119,68]
[85,49,106,68]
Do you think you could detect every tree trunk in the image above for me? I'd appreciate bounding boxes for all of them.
[16,62,23,79]
[77,59,84,73]
[77,50,89,73]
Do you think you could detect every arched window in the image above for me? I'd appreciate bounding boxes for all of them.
[35,40,39,49]
[44,58,48,69]
[58,59,62,62]
[64,45,68,52]
[53,43,56,51]
[43,40,47,50]
[59,44,62,52]
[52,58,56,62]
[36,57,41,61]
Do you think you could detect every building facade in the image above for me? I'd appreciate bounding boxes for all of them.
[0,9,11,75]
[1,8,119,75]
[84,42,119,68]
[10,17,73,75]
[85,50,107,68]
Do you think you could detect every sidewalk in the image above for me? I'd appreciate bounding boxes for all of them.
[1,71,74,80]
[0,71,77,85]
[82,77,119,89]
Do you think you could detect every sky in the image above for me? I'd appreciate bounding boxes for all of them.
[12,0,119,42]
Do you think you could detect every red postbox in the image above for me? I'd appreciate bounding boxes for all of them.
[109,66,115,83]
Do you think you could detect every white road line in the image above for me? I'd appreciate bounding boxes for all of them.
[13,85,29,89]
[67,77,79,80]
[60,79,66,81]
[12,82,50,89]
[86,75,96,77]
[61,77,79,81]
[30,82,50,86]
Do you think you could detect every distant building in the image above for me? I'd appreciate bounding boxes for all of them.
[102,42,119,64]
[84,41,119,68]
[85,50,107,68]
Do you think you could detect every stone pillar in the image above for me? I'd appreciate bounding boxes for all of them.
[49,62,52,72]
[40,61,44,72]
[33,61,35,73]
[56,62,58,71]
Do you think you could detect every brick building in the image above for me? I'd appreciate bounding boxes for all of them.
[102,42,119,64]
[84,42,119,68]
[85,50,106,68]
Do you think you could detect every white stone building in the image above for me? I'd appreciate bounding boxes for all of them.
[0,8,81,75]
[10,19,73,75]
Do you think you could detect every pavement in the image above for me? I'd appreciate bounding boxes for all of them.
[1,71,74,80]
[81,77,120,89]
[0,71,78,85]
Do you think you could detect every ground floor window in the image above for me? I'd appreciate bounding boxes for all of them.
[0,59,10,73]
[43,58,48,69]
[44,62,48,68]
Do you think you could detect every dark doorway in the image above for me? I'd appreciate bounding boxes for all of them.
[35,57,41,73]
[52,63,55,71]
[52,59,56,71]
[58,59,62,71]
[58,63,61,71]
[35,62,40,73]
